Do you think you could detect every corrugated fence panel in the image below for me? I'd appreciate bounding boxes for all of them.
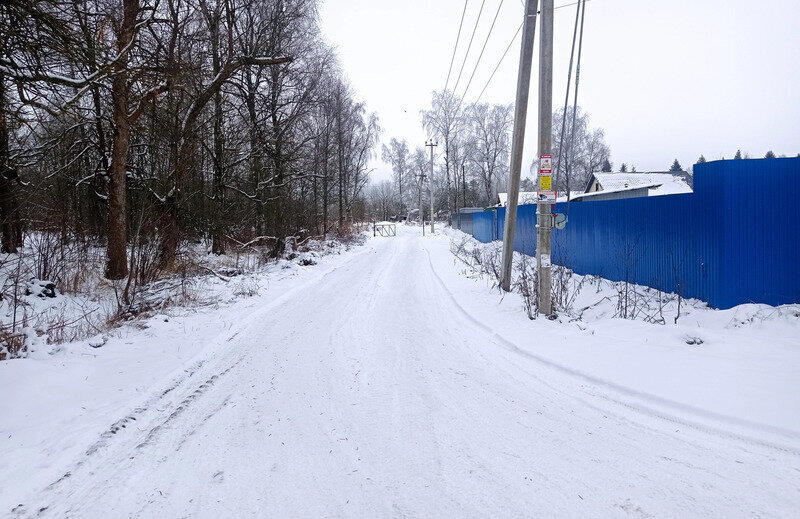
[698,158,800,308]
[460,214,474,236]
[471,157,799,309]
[472,211,496,243]
[495,206,538,255]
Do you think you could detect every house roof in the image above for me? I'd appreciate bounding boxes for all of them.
[573,172,692,201]
[498,172,692,205]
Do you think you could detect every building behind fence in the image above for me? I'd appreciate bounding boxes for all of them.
[471,157,800,309]
[451,207,486,237]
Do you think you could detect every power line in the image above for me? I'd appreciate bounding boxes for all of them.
[525,0,593,11]
[555,0,593,11]
[565,0,587,208]
[459,0,506,101]
[554,0,582,195]
[452,0,487,94]
[466,0,595,107]
[444,0,471,92]
[474,21,523,105]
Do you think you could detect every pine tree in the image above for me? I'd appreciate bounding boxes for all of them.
[631,165,637,172]
[620,163,627,172]
[601,159,612,172]
[697,155,706,163]
[734,149,743,160]
[764,150,776,159]
[669,159,682,172]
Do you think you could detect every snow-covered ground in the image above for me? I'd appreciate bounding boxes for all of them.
[444,230,800,443]
[0,236,374,514]
[2,224,799,517]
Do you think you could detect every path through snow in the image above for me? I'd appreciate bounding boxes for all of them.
[11,226,800,517]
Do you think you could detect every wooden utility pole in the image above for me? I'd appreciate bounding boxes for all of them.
[426,140,437,233]
[536,0,554,315]
[500,0,540,292]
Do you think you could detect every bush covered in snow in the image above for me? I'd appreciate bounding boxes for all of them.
[447,230,800,330]
[1,230,370,360]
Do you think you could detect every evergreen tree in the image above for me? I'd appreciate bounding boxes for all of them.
[669,159,682,172]
[697,155,706,163]
[620,163,628,172]
[601,159,612,172]
[734,149,743,160]
[764,150,776,159]
[631,165,637,172]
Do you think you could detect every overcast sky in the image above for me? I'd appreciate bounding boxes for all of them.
[320,0,800,183]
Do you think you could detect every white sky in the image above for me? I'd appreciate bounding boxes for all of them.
[320,0,800,183]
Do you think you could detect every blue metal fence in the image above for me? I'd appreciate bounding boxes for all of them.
[473,210,497,243]
[474,157,800,309]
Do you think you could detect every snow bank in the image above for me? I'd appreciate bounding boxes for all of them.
[437,228,800,446]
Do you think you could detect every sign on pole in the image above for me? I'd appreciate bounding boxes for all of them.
[541,254,551,267]
[537,190,556,204]
[539,154,552,173]
[539,154,553,190]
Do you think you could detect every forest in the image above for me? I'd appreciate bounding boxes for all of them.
[0,0,379,288]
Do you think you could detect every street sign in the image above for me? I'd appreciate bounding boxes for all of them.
[540,175,552,190]
[537,190,556,204]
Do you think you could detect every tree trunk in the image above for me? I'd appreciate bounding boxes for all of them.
[210,13,225,255]
[245,73,263,238]
[322,133,329,238]
[336,110,344,229]
[0,72,17,254]
[105,0,139,279]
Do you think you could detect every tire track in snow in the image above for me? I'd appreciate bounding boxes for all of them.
[15,240,388,518]
[423,247,800,455]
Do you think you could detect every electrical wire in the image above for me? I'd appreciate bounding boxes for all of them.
[444,0,471,92]
[473,21,523,105]
[459,0,506,101]
[555,0,592,11]
[463,0,595,109]
[566,0,587,210]
[555,0,582,196]
[452,0,487,94]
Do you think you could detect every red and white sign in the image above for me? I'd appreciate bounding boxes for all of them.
[537,190,557,204]
[539,154,553,174]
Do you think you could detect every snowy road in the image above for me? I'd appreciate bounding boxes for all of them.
[20,226,800,517]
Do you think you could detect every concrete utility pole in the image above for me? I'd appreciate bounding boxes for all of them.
[500,0,540,292]
[417,171,426,236]
[536,0,554,315]
[425,140,437,233]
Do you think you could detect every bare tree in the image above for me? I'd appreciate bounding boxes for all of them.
[421,89,464,214]
[0,0,381,306]
[381,137,411,214]
[467,102,512,206]
[551,106,611,195]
